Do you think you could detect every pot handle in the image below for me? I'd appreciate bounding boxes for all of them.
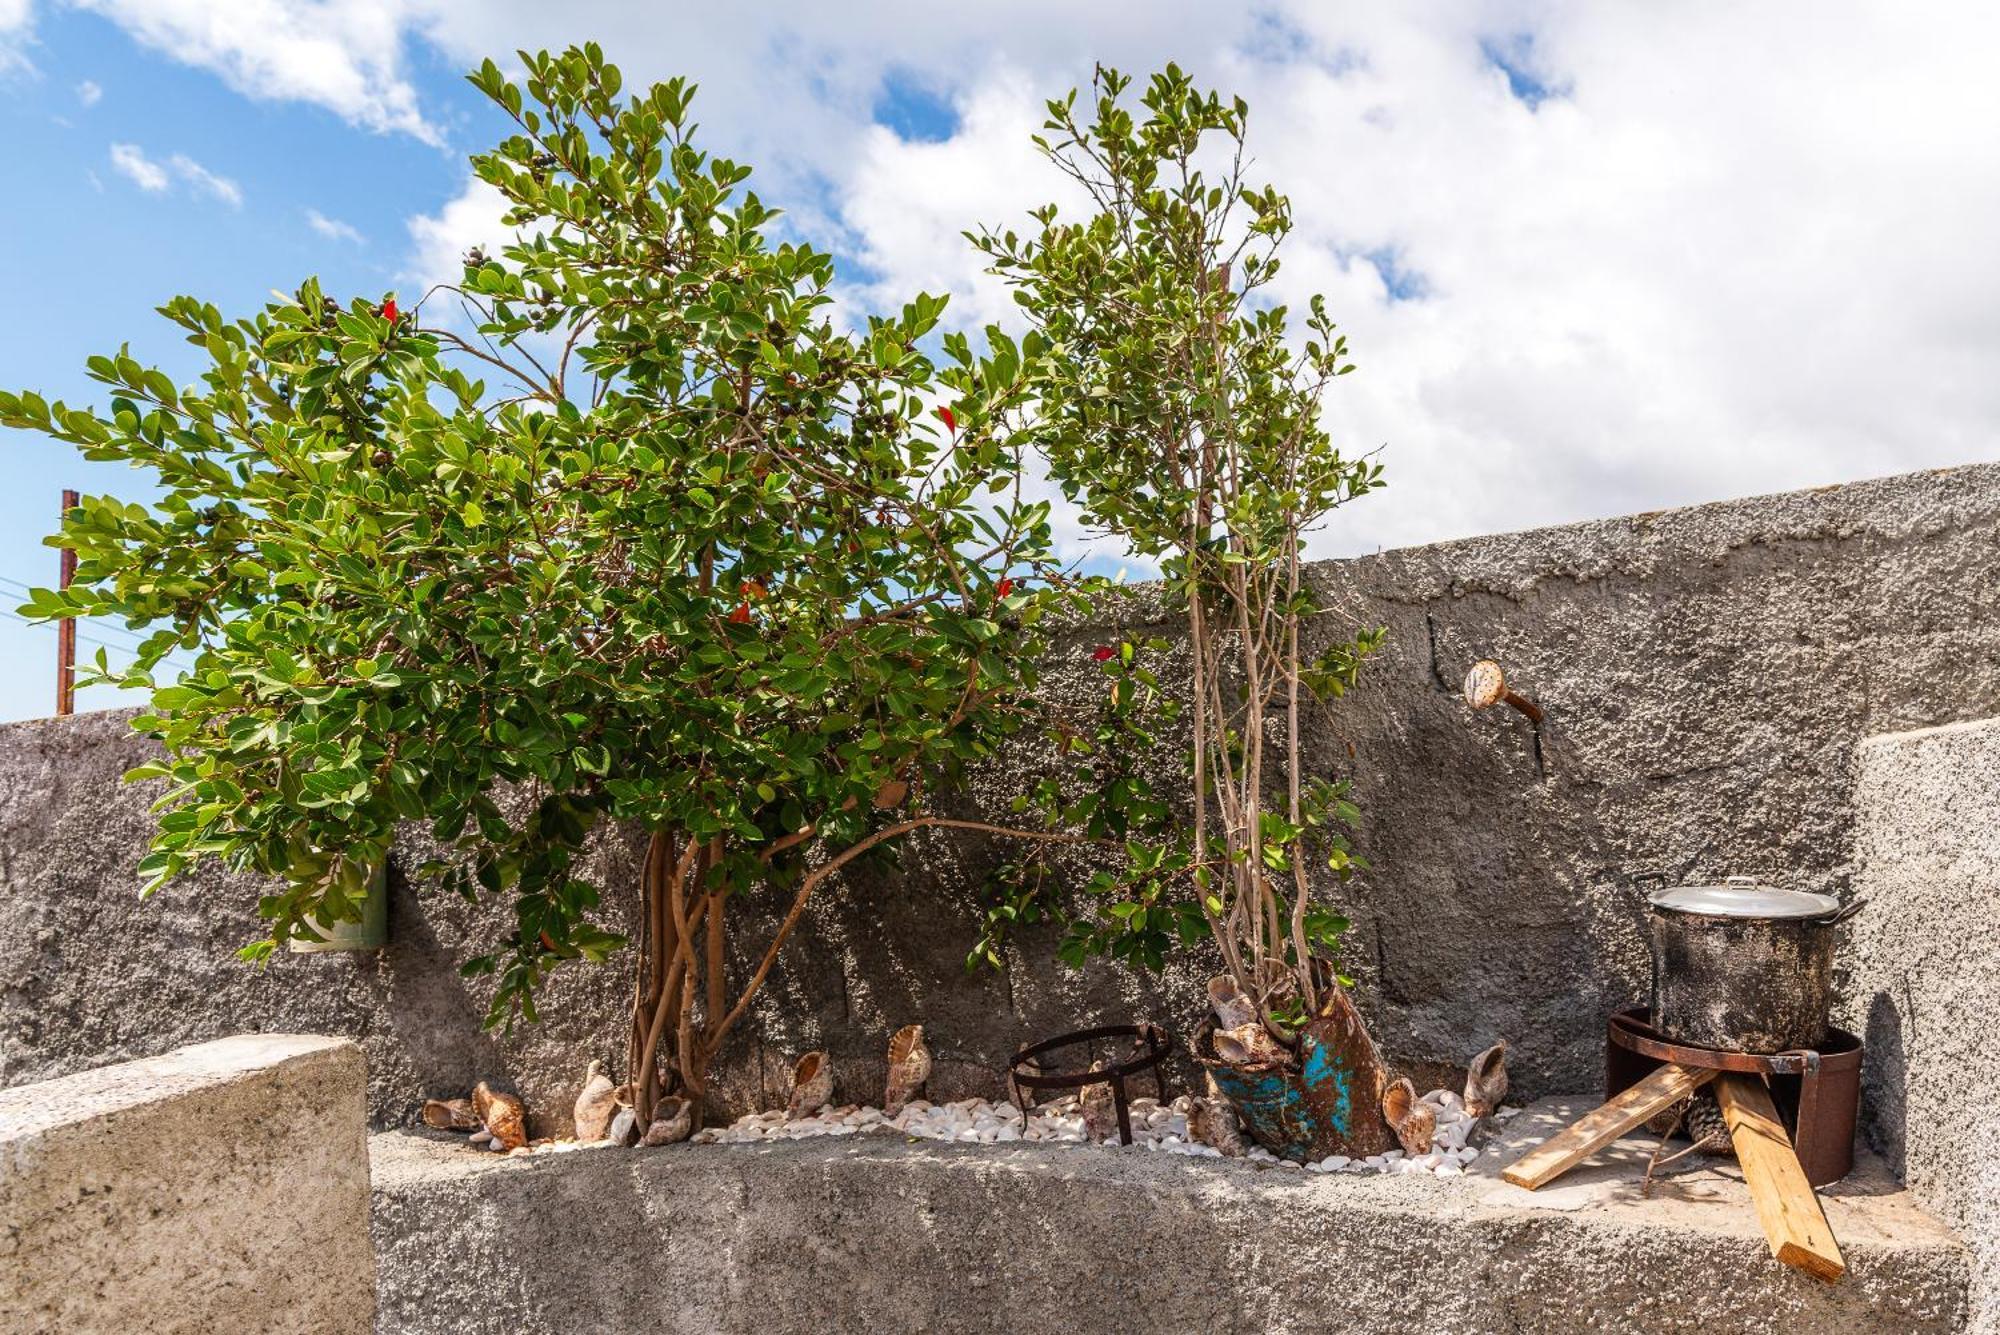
[1814,897,1867,926]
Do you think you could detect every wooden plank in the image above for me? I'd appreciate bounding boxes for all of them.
[1714,1074,1845,1283]
[1501,1063,1716,1190]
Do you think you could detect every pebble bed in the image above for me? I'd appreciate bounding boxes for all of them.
[685,1087,1521,1176]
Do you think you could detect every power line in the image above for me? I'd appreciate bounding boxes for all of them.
[0,573,199,650]
[0,609,199,670]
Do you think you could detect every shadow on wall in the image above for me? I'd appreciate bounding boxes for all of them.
[376,861,511,1109]
[1863,988,1910,1181]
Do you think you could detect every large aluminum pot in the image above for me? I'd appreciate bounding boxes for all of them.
[1646,875,1863,1053]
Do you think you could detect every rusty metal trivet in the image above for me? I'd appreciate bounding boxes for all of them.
[1008,1024,1173,1146]
[1606,1006,1860,1187]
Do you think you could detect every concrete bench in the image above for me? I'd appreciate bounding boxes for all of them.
[0,1034,373,1334]
[369,1096,1969,1334]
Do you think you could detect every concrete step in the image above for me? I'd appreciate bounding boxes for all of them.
[369,1095,1970,1334]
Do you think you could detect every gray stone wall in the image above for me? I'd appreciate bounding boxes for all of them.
[1841,717,2000,1332]
[368,1121,1969,1335]
[0,1034,374,1334]
[5,460,2000,1139]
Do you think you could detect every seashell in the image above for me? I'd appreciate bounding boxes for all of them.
[1188,1095,1247,1158]
[607,1107,639,1146]
[421,1098,480,1132]
[468,1128,493,1147]
[1080,1062,1118,1143]
[1208,974,1258,1029]
[472,1081,528,1151]
[573,1059,620,1142]
[788,1050,833,1118]
[1463,1040,1509,1120]
[640,1096,694,1146]
[1381,1077,1437,1156]
[883,1024,932,1116]
[1212,1021,1288,1068]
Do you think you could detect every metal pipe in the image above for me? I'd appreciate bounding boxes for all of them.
[1462,658,1543,724]
[55,488,77,717]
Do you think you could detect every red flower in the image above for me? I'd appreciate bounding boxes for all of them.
[937,406,956,433]
[380,298,399,323]
[728,603,752,624]
[1092,645,1116,662]
[740,579,767,600]
[995,579,1014,598]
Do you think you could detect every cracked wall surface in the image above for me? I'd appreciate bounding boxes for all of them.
[3,460,1998,1140]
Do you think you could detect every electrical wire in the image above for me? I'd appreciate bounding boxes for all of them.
[0,609,200,674]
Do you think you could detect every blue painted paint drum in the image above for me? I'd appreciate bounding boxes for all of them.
[1195,985,1396,1162]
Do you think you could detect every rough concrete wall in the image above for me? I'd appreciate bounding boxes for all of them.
[0,1034,373,1334]
[5,461,2000,1138]
[1840,718,2000,1332]
[369,1127,1968,1335]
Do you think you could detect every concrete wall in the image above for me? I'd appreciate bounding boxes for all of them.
[0,1034,374,1334]
[5,460,2000,1138]
[1841,718,2000,1332]
[369,1123,1970,1335]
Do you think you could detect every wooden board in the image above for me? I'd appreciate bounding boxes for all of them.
[1501,1063,1716,1190]
[1714,1074,1845,1283]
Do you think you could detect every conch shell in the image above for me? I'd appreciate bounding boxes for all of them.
[883,1024,931,1116]
[1463,1040,1509,1120]
[1380,1077,1436,1156]
[421,1098,479,1132]
[640,1096,693,1146]
[1212,1021,1288,1068]
[1189,1095,1247,1158]
[1208,974,1258,1029]
[573,1059,620,1142]
[788,1050,833,1118]
[472,1081,528,1151]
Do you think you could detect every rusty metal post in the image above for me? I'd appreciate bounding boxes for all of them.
[56,488,77,717]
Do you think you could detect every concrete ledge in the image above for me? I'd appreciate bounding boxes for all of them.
[370,1097,1967,1334]
[0,1034,374,1334]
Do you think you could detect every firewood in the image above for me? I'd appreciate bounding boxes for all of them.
[1714,1075,1844,1282]
[1502,1063,1713,1190]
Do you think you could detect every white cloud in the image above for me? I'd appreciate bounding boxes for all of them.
[404,177,513,298]
[108,141,169,191]
[814,4,2000,558]
[75,78,102,106]
[306,208,364,244]
[168,152,241,207]
[71,0,439,144]
[212,0,1988,561]
[109,142,242,207]
[0,0,34,74]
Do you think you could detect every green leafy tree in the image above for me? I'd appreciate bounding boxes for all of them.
[974,64,1385,1045]
[1,46,1092,1126]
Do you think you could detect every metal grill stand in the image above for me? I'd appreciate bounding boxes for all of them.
[1606,1006,1860,1187]
[1007,1024,1173,1146]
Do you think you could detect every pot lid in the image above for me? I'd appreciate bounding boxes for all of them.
[1647,876,1842,920]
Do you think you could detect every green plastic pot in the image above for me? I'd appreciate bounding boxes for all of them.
[288,861,389,953]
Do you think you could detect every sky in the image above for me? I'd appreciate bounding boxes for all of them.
[0,1,1996,722]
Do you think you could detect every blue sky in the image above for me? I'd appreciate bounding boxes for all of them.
[0,11,475,716]
[1,2,1996,723]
